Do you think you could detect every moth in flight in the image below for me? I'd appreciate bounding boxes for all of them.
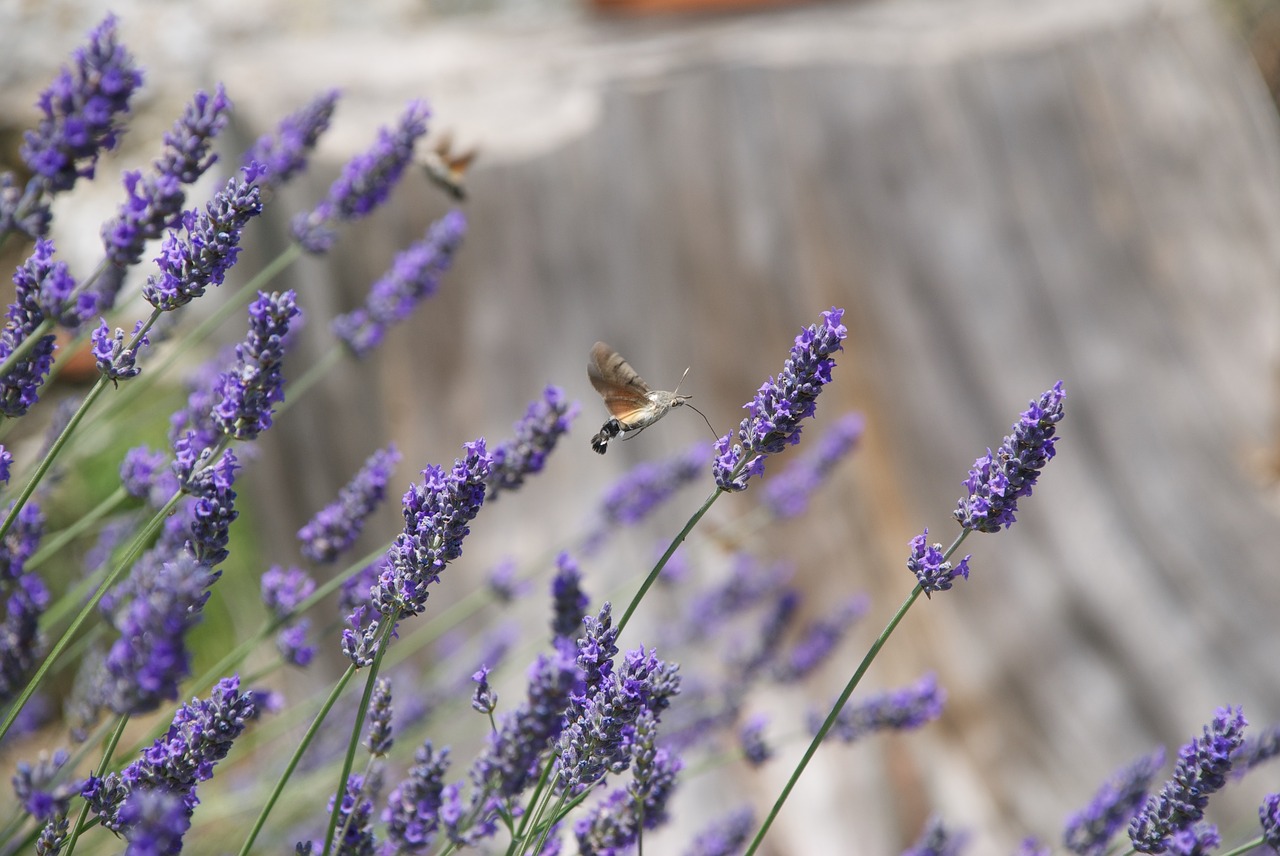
[587,341,713,454]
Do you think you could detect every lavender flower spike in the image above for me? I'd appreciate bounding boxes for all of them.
[1063,748,1165,856]
[907,528,970,598]
[1,240,79,417]
[1261,793,1280,851]
[212,290,302,440]
[118,789,191,856]
[815,672,945,743]
[366,439,491,622]
[954,381,1065,533]
[1129,705,1247,852]
[299,444,400,563]
[141,164,266,312]
[291,99,431,254]
[101,86,233,272]
[92,319,149,385]
[384,742,450,853]
[487,385,579,501]
[1,503,47,706]
[762,411,863,518]
[332,210,467,357]
[713,308,847,492]
[245,89,340,189]
[21,15,143,195]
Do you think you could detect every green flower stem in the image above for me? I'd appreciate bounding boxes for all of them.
[321,613,398,856]
[238,665,358,856]
[0,318,54,380]
[0,485,181,744]
[63,713,129,856]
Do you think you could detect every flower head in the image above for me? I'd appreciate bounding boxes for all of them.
[118,789,191,856]
[331,210,466,356]
[814,672,945,743]
[141,165,265,312]
[683,808,755,856]
[21,15,143,194]
[211,290,302,440]
[384,742,449,853]
[92,319,149,384]
[762,412,863,518]
[291,100,430,254]
[1129,706,1247,852]
[1063,749,1165,856]
[773,594,868,682]
[907,529,970,597]
[586,442,706,551]
[0,446,12,484]
[486,386,578,501]
[244,89,339,189]
[551,551,590,644]
[101,86,232,271]
[471,665,498,715]
[0,502,47,705]
[954,382,1065,532]
[173,439,239,567]
[12,749,78,822]
[1,241,74,417]
[713,308,847,492]
[299,445,400,564]
[1261,793,1280,851]
[366,678,394,757]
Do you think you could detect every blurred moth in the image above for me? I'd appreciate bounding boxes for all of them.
[422,132,477,201]
[587,341,713,454]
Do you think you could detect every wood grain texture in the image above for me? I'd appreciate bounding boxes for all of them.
[215,0,1280,849]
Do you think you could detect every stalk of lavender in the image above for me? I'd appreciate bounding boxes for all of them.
[0,503,47,706]
[291,100,430,255]
[211,290,302,440]
[331,210,467,357]
[244,89,341,190]
[742,382,1067,856]
[486,386,578,501]
[0,14,143,244]
[1063,749,1165,855]
[299,445,401,564]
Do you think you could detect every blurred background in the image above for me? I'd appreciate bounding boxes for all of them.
[4,0,1280,852]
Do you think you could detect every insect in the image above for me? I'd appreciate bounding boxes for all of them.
[422,132,478,201]
[587,341,714,454]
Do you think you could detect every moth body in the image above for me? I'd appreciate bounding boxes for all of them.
[587,342,691,454]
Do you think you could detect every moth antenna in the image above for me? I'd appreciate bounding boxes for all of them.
[685,402,719,440]
[673,365,692,395]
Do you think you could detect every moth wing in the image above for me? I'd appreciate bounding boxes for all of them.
[588,342,654,425]
[448,148,478,174]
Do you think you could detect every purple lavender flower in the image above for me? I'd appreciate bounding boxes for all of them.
[21,15,143,195]
[36,812,68,854]
[141,165,265,312]
[772,594,869,682]
[95,551,218,715]
[902,816,969,856]
[1232,722,1280,772]
[712,308,847,492]
[118,789,191,856]
[261,565,316,667]
[166,356,225,459]
[585,442,706,552]
[211,290,302,440]
[731,589,800,681]
[330,774,378,856]
[331,210,466,356]
[487,557,529,602]
[1129,706,1248,852]
[291,100,430,254]
[244,89,339,188]
[0,502,47,705]
[276,622,314,668]
[1261,793,1280,850]
[738,715,771,766]
[470,647,577,800]
[366,678,394,757]
[1164,824,1219,856]
[487,386,578,501]
[83,676,261,830]
[574,712,682,856]
[173,438,239,566]
[366,439,491,621]
[1014,838,1050,856]
[0,241,73,417]
[471,665,498,714]
[101,87,232,271]
[298,444,400,564]
[815,673,946,743]
[121,447,178,508]
[384,742,450,853]
[907,529,971,598]
[0,171,51,240]
[681,553,792,645]
[1063,749,1165,856]
[954,382,1065,533]
[683,807,755,856]
[551,551,590,643]
[762,412,863,518]
[0,446,11,483]
[22,239,93,328]
[92,319,149,384]
[12,749,77,822]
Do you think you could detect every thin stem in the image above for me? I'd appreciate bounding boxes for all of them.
[63,713,129,856]
[742,583,923,856]
[237,666,358,856]
[0,318,54,380]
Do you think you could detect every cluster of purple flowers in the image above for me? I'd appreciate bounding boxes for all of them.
[331,210,467,356]
[298,445,400,563]
[91,319,149,384]
[261,565,317,667]
[0,240,84,417]
[906,529,971,597]
[291,100,430,254]
[0,503,46,706]
[486,386,578,501]
[243,89,340,189]
[812,673,945,743]
[713,308,847,492]
[211,289,302,440]
[1063,749,1165,855]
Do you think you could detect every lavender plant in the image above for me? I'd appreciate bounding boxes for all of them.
[2,13,1274,856]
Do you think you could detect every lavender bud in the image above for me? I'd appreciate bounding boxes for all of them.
[1,502,47,705]
[1,241,68,416]
[906,529,970,597]
[585,442,706,552]
[366,678,394,757]
[772,594,868,682]
[471,665,497,714]
[244,89,340,188]
[330,774,378,856]
[91,319,149,384]
[954,382,1065,533]
[211,290,302,440]
[21,15,143,194]
[1164,824,1219,856]
[12,749,77,822]
[298,445,400,564]
[0,446,11,484]
[713,308,847,492]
